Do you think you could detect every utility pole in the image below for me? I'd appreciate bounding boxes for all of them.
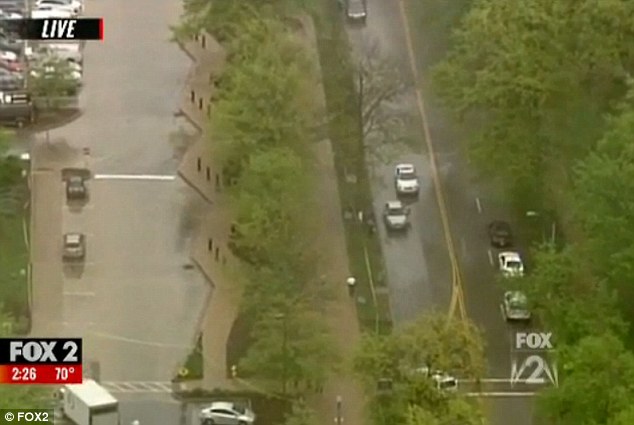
[275,313,288,394]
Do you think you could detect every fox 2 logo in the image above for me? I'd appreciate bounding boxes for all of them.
[510,354,558,387]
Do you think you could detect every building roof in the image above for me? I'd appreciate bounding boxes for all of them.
[64,380,117,407]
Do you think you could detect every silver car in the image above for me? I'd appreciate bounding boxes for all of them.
[383,200,410,231]
[502,291,531,322]
[199,402,255,425]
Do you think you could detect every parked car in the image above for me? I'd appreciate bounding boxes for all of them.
[0,67,23,90]
[0,58,24,72]
[488,220,513,247]
[414,366,458,392]
[66,175,87,200]
[0,90,34,127]
[0,49,18,62]
[394,163,420,195]
[199,402,256,425]
[0,36,23,55]
[0,0,25,14]
[26,44,83,64]
[0,9,23,19]
[501,291,531,322]
[63,233,85,261]
[35,0,82,15]
[345,0,367,22]
[498,251,524,277]
[31,6,74,19]
[383,200,410,231]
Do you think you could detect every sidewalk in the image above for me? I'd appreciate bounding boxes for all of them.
[177,32,240,391]
[177,25,367,425]
[307,140,366,425]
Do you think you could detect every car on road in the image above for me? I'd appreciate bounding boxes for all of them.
[63,233,85,261]
[394,163,420,195]
[498,251,524,277]
[344,0,366,22]
[501,291,531,322]
[383,200,410,231]
[415,366,458,392]
[488,220,513,247]
[199,402,256,425]
[66,175,87,200]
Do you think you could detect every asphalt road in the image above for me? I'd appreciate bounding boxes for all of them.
[30,0,208,388]
[345,0,535,423]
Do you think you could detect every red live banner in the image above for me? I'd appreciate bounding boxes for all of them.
[0,364,82,384]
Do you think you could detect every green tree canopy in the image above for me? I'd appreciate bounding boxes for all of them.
[518,244,626,345]
[538,333,634,425]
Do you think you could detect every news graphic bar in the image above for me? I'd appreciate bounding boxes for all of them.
[0,338,82,364]
[0,364,83,384]
[0,18,103,40]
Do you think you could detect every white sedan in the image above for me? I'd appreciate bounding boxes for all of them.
[394,163,420,195]
[31,6,74,19]
[498,251,524,277]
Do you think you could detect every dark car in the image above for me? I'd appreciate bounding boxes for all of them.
[66,175,87,200]
[488,220,513,247]
[0,90,34,127]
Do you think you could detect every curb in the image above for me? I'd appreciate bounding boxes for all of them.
[177,169,213,204]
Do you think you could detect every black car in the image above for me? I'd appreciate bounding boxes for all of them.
[66,175,87,200]
[488,220,513,247]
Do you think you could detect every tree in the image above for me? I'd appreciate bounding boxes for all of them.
[28,58,81,108]
[283,400,319,425]
[354,312,486,425]
[406,401,485,425]
[354,37,409,142]
[210,17,316,183]
[239,300,338,393]
[229,147,312,269]
[572,101,634,294]
[432,0,634,196]
[508,243,626,346]
[537,333,634,425]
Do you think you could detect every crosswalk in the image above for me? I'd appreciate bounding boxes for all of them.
[100,381,174,394]
[98,379,547,397]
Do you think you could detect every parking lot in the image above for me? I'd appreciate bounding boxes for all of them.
[28,0,209,392]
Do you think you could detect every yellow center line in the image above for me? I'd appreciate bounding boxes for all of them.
[396,0,467,320]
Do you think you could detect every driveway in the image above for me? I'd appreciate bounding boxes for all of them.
[344,0,535,423]
[30,0,209,385]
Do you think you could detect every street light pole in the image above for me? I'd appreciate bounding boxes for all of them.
[275,313,288,394]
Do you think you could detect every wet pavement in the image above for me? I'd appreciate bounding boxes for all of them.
[345,0,535,423]
[29,0,209,395]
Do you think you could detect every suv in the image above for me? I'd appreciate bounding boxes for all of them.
[383,201,410,231]
[63,233,85,260]
[345,0,367,22]
[199,402,256,425]
[66,175,87,200]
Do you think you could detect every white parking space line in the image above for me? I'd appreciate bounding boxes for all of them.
[487,249,494,266]
[465,392,536,397]
[475,197,482,213]
[93,174,176,181]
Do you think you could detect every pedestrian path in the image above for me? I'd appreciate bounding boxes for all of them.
[100,381,173,394]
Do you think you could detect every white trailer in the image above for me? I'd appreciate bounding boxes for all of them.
[60,380,120,425]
